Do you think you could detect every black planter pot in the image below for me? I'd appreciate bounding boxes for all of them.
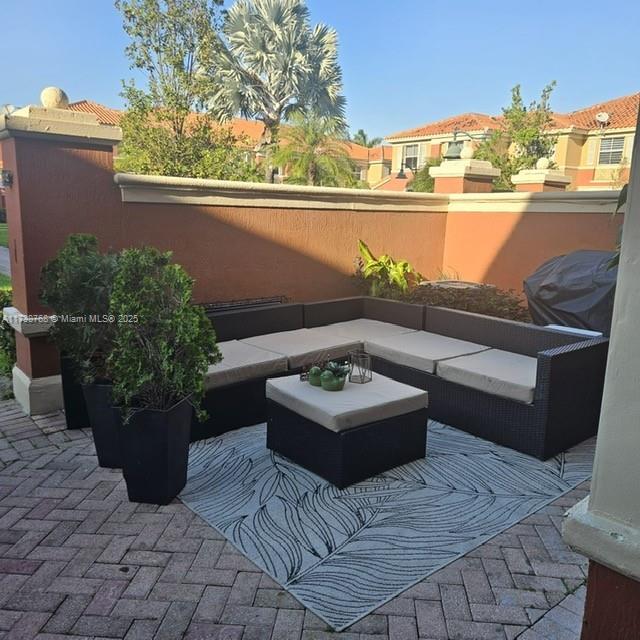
[60,355,89,430]
[82,383,123,469]
[122,398,193,505]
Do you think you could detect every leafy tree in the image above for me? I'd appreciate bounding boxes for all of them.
[407,158,442,193]
[273,114,355,187]
[116,105,262,180]
[117,0,220,136]
[207,0,346,181]
[476,82,557,191]
[352,129,382,148]
[116,0,259,180]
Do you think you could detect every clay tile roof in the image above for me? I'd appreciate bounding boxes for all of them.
[386,112,501,141]
[558,93,640,130]
[68,100,122,126]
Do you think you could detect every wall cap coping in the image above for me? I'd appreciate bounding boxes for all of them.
[114,173,621,215]
[3,306,54,337]
[114,173,449,212]
[429,159,501,179]
[0,105,122,145]
[447,189,620,214]
[511,168,572,185]
[563,497,640,584]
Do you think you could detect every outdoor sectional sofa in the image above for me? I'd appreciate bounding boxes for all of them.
[194,296,609,460]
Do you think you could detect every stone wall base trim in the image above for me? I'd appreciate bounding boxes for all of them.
[563,497,640,583]
[12,365,63,415]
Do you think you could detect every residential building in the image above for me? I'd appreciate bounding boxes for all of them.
[385,93,639,190]
[68,100,392,187]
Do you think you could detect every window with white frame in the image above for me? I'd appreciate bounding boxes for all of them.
[403,144,419,170]
[598,137,625,165]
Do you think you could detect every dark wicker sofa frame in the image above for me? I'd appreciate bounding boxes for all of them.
[199,297,608,460]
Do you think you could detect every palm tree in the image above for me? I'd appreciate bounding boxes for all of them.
[352,129,382,148]
[207,0,346,181]
[273,114,355,187]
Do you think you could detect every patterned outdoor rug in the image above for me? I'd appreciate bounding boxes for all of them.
[181,421,594,631]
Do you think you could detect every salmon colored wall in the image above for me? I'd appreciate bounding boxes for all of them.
[443,211,622,292]
[6,137,447,313]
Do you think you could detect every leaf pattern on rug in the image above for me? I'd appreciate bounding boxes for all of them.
[182,421,593,631]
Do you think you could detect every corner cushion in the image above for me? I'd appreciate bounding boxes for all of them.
[240,329,361,370]
[436,348,538,404]
[313,318,418,341]
[366,331,490,374]
[266,373,428,432]
[205,340,288,390]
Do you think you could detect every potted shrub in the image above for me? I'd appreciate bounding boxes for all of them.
[108,247,220,505]
[40,234,123,466]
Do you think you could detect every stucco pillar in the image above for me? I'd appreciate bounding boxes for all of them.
[562,112,640,638]
[429,153,500,194]
[511,158,571,192]
[0,88,121,414]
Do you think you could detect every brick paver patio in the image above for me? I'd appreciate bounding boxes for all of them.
[0,399,588,639]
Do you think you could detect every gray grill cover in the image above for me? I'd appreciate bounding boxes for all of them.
[524,250,617,336]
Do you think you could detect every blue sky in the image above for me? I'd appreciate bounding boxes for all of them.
[2,1,639,139]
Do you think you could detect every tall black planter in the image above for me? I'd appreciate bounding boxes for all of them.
[122,398,193,505]
[60,355,89,429]
[82,383,123,469]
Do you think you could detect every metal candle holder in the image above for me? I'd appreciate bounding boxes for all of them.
[349,350,372,384]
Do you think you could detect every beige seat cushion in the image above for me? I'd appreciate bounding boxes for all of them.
[205,341,288,390]
[266,373,428,432]
[437,349,538,404]
[240,329,361,370]
[313,318,417,341]
[365,331,490,374]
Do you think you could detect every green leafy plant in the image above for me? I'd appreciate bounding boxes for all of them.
[207,0,346,181]
[39,234,120,383]
[273,113,355,187]
[352,129,382,148]
[407,158,442,193]
[357,240,423,296]
[0,288,15,396]
[108,247,220,419]
[475,82,558,191]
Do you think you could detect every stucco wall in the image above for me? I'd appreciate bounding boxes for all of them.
[3,136,622,313]
[443,197,621,292]
[5,137,447,312]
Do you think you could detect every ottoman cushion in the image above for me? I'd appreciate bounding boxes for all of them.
[266,373,428,433]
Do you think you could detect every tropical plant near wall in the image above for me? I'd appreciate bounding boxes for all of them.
[356,240,423,296]
[273,113,355,187]
[207,0,346,181]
